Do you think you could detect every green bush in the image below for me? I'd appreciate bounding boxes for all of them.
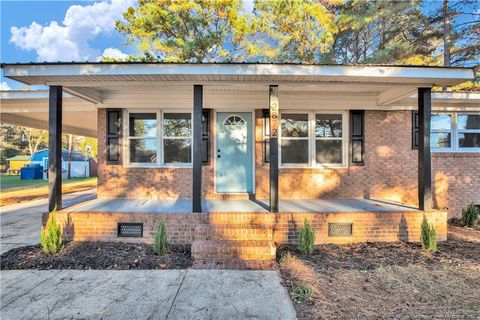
[298,219,315,255]
[291,284,313,301]
[420,215,437,253]
[40,211,63,254]
[154,219,168,255]
[462,202,479,227]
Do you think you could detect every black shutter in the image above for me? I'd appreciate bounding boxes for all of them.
[106,109,122,164]
[350,110,365,166]
[201,109,211,165]
[412,110,419,149]
[263,109,270,163]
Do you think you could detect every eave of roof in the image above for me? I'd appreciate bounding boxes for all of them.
[1,62,474,88]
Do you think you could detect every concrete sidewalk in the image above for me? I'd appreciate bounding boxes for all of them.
[0,269,296,320]
[0,189,96,254]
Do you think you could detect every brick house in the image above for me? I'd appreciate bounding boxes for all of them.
[1,62,478,268]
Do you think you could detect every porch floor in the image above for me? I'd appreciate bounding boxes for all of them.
[66,198,419,213]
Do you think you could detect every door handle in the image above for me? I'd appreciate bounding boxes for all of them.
[217,155,221,158]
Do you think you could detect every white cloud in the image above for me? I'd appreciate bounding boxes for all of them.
[10,0,134,62]
[98,47,129,61]
[1,82,11,91]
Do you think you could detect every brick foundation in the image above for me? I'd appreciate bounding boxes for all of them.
[53,210,446,245]
[97,109,479,219]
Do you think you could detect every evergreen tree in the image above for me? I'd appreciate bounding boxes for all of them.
[115,0,251,62]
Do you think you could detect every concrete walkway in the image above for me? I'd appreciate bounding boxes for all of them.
[0,189,96,254]
[0,269,296,320]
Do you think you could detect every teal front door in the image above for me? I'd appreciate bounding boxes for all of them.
[216,112,253,193]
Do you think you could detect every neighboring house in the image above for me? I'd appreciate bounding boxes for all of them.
[6,155,30,173]
[30,149,91,179]
[1,62,478,268]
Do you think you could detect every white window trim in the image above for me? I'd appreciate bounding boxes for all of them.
[432,112,480,153]
[279,110,348,168]
[124,109,194,168]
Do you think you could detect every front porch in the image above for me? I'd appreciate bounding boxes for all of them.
[67,197,418,213]
[55,198,447,246]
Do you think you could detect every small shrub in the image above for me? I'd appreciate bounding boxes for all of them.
[291,284,313,301]
[420,214,437,253]
[40,211,63,254]
[462,202,479,227]
[154,219,168,255]
[298,219,315,255]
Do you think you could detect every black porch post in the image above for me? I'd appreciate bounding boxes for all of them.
[418,87,432,211]
[269,85,279,212]
[48,86,63,212]
[192,85,203,212]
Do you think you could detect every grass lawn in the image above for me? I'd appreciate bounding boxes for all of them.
[278,224,480,319]
[0,174,97,206]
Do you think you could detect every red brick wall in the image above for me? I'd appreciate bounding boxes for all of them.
[97,109,479,218]
[53,210,207,244]
[54,210,446,244]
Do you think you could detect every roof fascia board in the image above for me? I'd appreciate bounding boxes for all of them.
[2,63,474,83]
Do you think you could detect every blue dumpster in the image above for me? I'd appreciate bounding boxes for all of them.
[20,165,43,180]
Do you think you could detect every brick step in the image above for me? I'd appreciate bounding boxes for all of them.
[208,212,275,226]
[192,259,277,270]
[191,240,276,261]
[194,224,273,241]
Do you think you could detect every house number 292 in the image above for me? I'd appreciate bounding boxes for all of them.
[270,102,279,138]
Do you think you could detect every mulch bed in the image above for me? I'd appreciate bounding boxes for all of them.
[1,241,192,270]
[277,226,480,270]
[278,225,480,320]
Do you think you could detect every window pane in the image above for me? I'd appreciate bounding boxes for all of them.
[458,114,480,130]
[459,133,480,148]
[431,132,451,148]
[316,114,342,137]
[108,111,120,135]
[129,113,156,137]
[130,139,157,163]
[107,137,119,162]
[431,114,451,131]
[163,113,191,137]
[281,139,308,164]
[164,139,192,163]
[316,140,342,164]
[281,114,308,137]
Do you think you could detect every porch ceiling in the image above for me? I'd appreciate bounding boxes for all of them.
[0,90,97,137]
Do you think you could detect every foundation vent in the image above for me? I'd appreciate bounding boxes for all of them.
[328,223,353,237]
[118,223,143,237]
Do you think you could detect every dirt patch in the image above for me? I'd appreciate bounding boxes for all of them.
[278,225,480,319]
[1,241,192,270]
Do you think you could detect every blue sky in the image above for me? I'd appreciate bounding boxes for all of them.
[1,0,135,90]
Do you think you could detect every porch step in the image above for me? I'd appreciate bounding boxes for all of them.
[208,212,276,225]
[192,259,277,270]
[194,224,273,241]
[191,240,276,261]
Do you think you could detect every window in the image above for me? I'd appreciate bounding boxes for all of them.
[315,114,343,164]
[431,113,452,149]
[457,114,480,148]
[280,113,309,165]
[126,110,193,166]
[431,112,480,152]
[279,112,346,167]
[128,113,157,164]
[163,113,192,164]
